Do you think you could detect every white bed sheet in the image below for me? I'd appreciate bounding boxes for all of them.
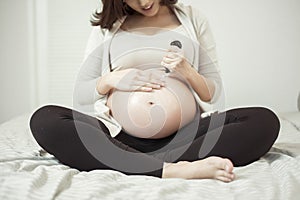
[0,111,300,200]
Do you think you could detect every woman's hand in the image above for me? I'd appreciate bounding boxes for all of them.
[97,68,166,94]
[161,47,216,102]
[161,48,193,80]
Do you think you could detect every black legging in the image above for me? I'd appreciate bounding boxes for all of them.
[29,105,280,178]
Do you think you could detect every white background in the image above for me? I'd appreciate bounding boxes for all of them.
[0,0,299,123]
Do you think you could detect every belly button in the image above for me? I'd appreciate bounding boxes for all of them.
[148,101,154,106]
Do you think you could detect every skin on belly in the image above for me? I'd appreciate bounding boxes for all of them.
[106,76,197,139]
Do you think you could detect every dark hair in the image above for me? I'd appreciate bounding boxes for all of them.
[91,0,178,30]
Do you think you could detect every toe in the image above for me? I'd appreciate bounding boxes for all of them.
[216,176,233,183]
[223,158,234,173]
[216,170,235,180]
[207,157,234,173]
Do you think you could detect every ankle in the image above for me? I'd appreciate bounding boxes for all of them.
[161,161,190,179]
[162,162,173,178]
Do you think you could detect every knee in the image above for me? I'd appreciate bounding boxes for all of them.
[255,107,280,141]
[29,105,61,140]
[30,105,57,126]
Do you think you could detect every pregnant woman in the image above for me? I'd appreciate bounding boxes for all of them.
[29,0,280,182]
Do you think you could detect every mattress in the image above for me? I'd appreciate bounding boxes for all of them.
[0,111,300,200]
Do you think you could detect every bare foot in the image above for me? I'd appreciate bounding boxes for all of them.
[162,156,235,182]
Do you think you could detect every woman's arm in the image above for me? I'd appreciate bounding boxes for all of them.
[73,27,166,112]
[161,49,216,102]
[96,68,165,95]
[73,27,106,110]
[161,10,222,104]
[194,16,222,104]
[178,65,216,102]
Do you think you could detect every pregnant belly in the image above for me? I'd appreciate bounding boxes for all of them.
[106,77,197,139]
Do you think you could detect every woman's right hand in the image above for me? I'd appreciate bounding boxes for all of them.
[97,68,166,95]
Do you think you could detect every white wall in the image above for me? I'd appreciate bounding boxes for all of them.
[183,0,300,112]
[46,0,100,106]
[0,0,32,123]
[0,0,299,123]
[0,0,99,123]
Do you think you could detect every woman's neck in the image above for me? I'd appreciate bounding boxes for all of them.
[123,6,178,30]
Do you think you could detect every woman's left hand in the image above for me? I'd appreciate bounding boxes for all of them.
[160,48,193,79]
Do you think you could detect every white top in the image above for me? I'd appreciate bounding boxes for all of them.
[73,3,223,137]
[110,25,194,71]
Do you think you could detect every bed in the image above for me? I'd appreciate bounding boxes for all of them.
[0,110,299,200]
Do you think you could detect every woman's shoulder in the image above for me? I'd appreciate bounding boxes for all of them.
[175,2,208,24]
[90,26,106,37]
[83,26,106,59]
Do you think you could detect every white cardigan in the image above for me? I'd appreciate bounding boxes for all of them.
[73,2,223,137]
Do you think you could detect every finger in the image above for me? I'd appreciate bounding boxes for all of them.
[134,86,153,92]
[149,79,165,87]
[133,80,162,89]
[145,82,162,89]
[166,51,175,57]
[168,48,184,57]
[130,83,153,92]
[139,86,153,92]
[165,52,178,59]
[162,57,181,65]
[161,61,177,70]
[166,52,183,59]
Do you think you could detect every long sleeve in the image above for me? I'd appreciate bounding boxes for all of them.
[72,26,122,137]
[73,27,106,115]
[180,4,222,107]
[196,17,222,104]
[194,11,223,104]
